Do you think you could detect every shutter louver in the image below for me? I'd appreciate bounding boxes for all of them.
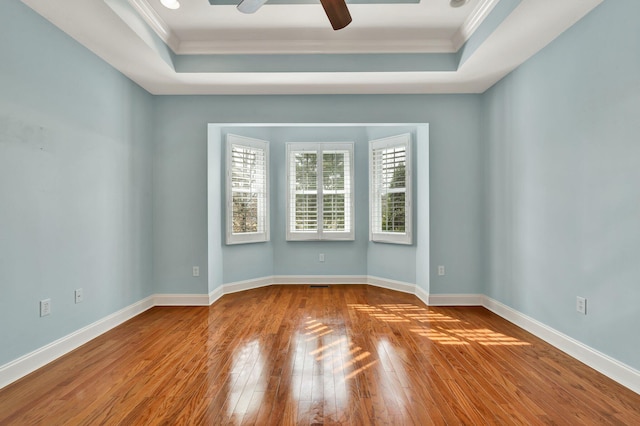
[226,134,269,244]
[292,151,318,231]
[370,134,412,244]
[287,143,354,241]
[323,151,350,233]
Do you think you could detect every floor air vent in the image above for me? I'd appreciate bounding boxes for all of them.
[309,285,330,288]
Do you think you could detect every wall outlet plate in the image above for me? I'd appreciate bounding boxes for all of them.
[437,265,445,276]
[40,299,51,317]
[576,296,587,314]
[193,266,200,277]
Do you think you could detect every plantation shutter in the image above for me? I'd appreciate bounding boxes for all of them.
[226,134,269,244]
[287,143,354,241]
[322,150,350,233]
[370,134,412,245]
[291,150,318,232]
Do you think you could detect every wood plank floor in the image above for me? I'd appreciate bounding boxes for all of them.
[1,285,639,425]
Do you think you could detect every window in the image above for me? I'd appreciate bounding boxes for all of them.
[286,143,354,241]
[370,133,412,244]
[226,134,269,244]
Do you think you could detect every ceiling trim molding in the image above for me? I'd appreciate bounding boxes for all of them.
[452,0,501,50]
[177,38,456,55]
[127,0,180,52]
[21,0,603,95]
[126,0,491,55]
[174,52,458,73]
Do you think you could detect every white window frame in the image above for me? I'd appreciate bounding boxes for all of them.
[226,134,269,245]
[369,133,412,245]
[286,142,355,241]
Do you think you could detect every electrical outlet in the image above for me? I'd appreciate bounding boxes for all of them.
[40,299,51,317]
[438,265,445,276]
[193,266,200,277]
[576,296,587,315]
[319,253,325,262]
[75,288,83,304]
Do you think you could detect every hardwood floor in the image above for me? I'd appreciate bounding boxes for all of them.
[1,285,639,425]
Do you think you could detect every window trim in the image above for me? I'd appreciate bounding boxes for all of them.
[286,142,355,241]
[226,134,269,245]
[369,133,412,245]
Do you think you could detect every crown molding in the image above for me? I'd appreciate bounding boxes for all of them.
[127,0,180,52]
[177,38,455,55]
[128,0,456,55]
[452,0,501,51]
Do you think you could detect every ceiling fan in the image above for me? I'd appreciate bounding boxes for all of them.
[235,0,469,31]
[162,0,469,32]
[237,0,352,30]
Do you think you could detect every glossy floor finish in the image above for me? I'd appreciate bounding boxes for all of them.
[1,285,639,425]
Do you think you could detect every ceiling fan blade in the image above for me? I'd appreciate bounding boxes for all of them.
[319,0,352,30]
[237,0,268,14]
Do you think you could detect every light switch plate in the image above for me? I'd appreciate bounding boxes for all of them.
[576,296,587,314]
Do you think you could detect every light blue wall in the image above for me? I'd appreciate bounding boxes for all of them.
[415,125,431,293]
[213,125,427,284]
[220,126,274,283]
[154,96,483,294]
[365,126,420,284]
[207,126,224,293]
[0,1,154,365]
[4,0,637,385]
[268,126,369,279]
[482,0,640,370]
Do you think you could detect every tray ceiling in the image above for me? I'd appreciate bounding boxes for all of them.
[20,0,603,94]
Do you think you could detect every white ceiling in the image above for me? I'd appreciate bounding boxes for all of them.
[154,0,481,54]
[20,0,602,95]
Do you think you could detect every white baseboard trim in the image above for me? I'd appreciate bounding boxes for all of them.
[220,275,412,292]
[223,276,274,294]
[209,286,224,305]
[154,293,210,306]
[0,296,154,390]
[429,294,483,306]
[4,282,637,396]
[273,275,369,285]
[367,275,416,294]
[414,285,430,306]
[482,296,640,395]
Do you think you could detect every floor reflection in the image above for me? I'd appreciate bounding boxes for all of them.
[3,286,632,425]
[227,339,266,420]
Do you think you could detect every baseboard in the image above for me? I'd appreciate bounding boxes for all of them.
[220,274,416,299]
[158,276,414,303]
[153,293,210,306]
[4,283,638,396]
[365,275,415,294]
[273,275,369,285]
[429,294,483,306]
[223,276,274,294]
[0,296,154,390]
[414,285,429,306]
[209,286,224,305]
[483,296,640,395]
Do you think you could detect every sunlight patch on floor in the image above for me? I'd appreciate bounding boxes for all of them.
[347,303,530,346]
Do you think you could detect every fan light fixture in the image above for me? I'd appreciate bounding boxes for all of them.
[236,0,351,30]
[450,0,468,7]
[160,0,181,9]
[237,0,268,14]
